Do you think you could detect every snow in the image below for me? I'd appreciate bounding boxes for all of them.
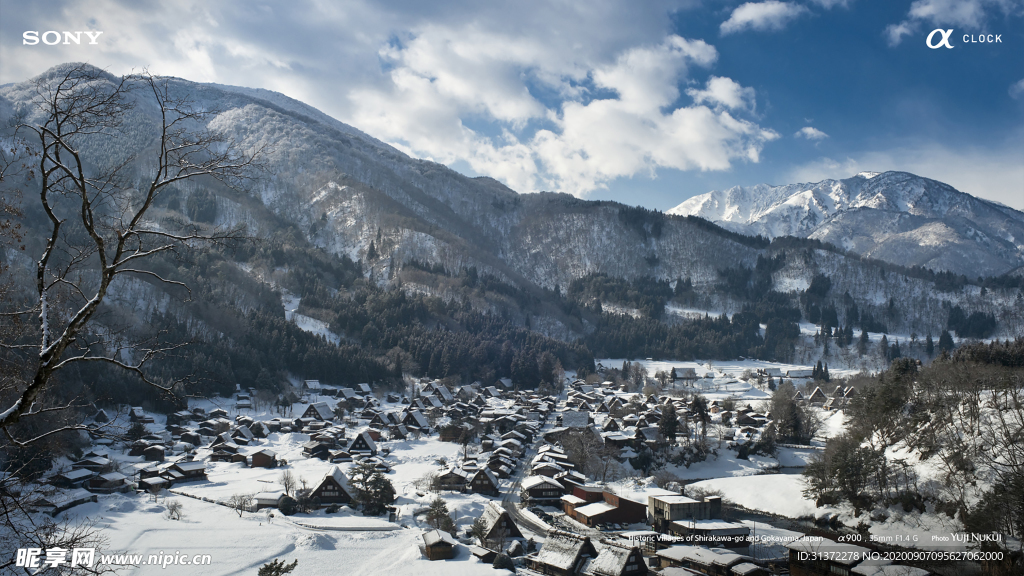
[81,494,499,575]
[280,290,341,344]
[687,474,824,519]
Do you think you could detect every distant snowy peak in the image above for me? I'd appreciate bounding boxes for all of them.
[668,171,1024,277]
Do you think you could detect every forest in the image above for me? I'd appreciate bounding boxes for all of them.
[802,339,1024,551]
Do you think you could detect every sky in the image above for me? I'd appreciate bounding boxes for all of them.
[1,0,1022,210]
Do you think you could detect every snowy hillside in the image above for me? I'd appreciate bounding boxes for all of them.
[669,171,1024,277]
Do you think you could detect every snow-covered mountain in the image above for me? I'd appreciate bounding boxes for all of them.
[668,172,1024,277]
[3,64,1021,340]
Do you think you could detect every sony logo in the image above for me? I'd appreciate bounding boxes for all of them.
[23,31,104,45]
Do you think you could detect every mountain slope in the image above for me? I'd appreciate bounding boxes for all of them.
[1,64,1020,350]
[668,171,1024,277]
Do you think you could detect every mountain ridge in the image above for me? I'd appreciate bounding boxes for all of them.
[668,171,1024,277]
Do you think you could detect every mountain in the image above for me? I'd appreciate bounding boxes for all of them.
[668,171,1024,278]
[1,63,1021,394]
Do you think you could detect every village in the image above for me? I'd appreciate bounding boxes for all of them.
[31,360,940,576]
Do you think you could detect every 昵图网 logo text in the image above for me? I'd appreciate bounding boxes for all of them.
[23,31,103,45]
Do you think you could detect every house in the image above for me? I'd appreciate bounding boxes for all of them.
[386,424,409,440]
[561,410,590,429]
[129,407,150,423]
[302,380,322,394]
[93,409,110,423]
[53,468,95,488]
[438,468,471,491]
[580,540,648,576]
[72,456,111,472]
[477,501,524,549]
[531,530,599,576]
[469,545,498,564]
[303,440,333,460]
[423,529,458,561]
[348,431,378,455]
[522,476,564,505]
[655,545,752,575]
[403,410,430,430]
[310,465,354,505]
[232,425,255,444]
[469,468,500,496]
[674,368,698,380]
[571,491,648,527]
[251,449,277,468]
[143,446,165,462]
[87,472,128,493]
[668,520,750,548]
[433,386,454,403]
[254,491,286,511]
[170,461,207,481]
[302,402,334,421]
[649,495,722,533]
[786,369,813,379]
[357,383,373,395]
[807,387,828,404]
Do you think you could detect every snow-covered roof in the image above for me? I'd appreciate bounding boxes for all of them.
[560,494,586,505]
[561,410,589,428]
[59,469,95,481]
[651,494,699,504]
[321,465,353,495]
[422,529,457,547]
[574,501,616,518]
[255,491,285,504]
[305,402,334,420]
[656,545,750,567]
[522,476,563,490]
[670,519,749,533]
[473,467,498,486]
[480,501,508,533]
[731,563,762,576]
[534,531,593,572]
[581,540,640,576]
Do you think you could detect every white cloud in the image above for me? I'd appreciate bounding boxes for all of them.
[809,0,853,7]
[720,1,809,35]
[686,76,757,112]
[1,0,783,197]
[785,144,1024,210]
[886,0,1024,46]
[884,22,916,47]
[1010,78,1024,99]
[795,126,829,140]
[353,33,778,196]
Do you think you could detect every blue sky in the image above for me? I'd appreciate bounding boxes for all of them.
[2,0,1022,209]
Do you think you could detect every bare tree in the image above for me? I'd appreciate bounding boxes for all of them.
[0,63,262,444]
[0,64,261,567]
[227,493,255,517]
[279,469,297,496]
[165,499,184,521]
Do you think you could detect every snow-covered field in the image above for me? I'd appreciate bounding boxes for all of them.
[687,474,822,519]
[83,493,499,575]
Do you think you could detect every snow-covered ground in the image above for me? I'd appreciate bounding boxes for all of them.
[687,474,823,519]
[82,493,500,575]
[281,290,341,344]
[43,396,523,575]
